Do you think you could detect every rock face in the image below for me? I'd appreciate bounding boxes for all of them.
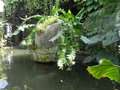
[33,23,60,62]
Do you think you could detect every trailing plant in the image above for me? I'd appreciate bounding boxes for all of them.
[52,8,83,70]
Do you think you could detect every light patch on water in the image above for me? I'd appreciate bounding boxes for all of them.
[7,51,13,64]
[0,80,8,89]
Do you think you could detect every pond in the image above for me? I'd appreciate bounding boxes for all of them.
[0,48,119,90]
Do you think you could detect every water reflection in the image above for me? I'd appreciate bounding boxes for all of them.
[0,49,10,89]
[0,49,118,90]
[0,80,8,89]
[7,51,13,64]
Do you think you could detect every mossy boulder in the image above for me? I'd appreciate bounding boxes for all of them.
[33,23,60,62]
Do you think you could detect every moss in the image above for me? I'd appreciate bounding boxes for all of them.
[32,47,57,63]
[39,55,50,62]
[35,16,58,32]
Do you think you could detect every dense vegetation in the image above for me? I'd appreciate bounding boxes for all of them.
[1,0,120,84]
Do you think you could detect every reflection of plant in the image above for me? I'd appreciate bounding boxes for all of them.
[0,40,7,48]
[7,85,32,90]
[0,62,7,78]
[0,50,8,84]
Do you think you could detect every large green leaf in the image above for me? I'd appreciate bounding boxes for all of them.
[87,59,120,83]
[102,34,119,46]
[80,35,93,44]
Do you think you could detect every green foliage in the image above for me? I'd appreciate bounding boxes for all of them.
[11,0,120,83]
[99,0,120,4]
[50,8,83,70]
[3,0,50,21]
[87,59,120,83]
[13,7,83,70]
[75,0,101,15]
[55,0,60,8]
[35,15,58,32]
[80,35,93,44]
[80,0,120,64]
[20,31,35,46]
[0,20,8,47]
[12,15,42,46]
[13,15,59,46]
[81,0,120,83]
[24,0,50,15]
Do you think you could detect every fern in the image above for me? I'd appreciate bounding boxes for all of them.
[35,15,58,32]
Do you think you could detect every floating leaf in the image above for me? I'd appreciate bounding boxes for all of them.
[87,59,120,83]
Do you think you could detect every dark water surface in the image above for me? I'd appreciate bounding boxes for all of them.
[0,48,119,90]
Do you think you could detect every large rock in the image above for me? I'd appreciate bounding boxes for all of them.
[33,23,60,62]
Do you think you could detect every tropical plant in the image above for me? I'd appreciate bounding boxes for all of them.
[80,0,120,64]
[87,59,120,83]
[51,8,83,70]
[83,0,120,83]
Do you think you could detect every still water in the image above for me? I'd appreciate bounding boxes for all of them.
[0,48,119,90]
